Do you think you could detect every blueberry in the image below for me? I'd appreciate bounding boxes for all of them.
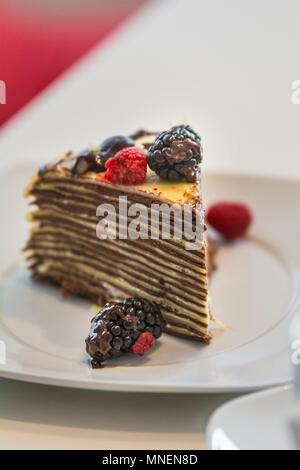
[100,135,135,162]
[111,325,121,336]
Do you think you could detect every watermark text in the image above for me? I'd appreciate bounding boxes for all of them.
[96,196,204,251]
[291,338,300,365]
[291,80,300,104]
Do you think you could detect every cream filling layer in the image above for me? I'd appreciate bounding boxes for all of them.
[29,227,207,290]
[30,247,209,324]
[29,208,206,271]
[28,239,208,312]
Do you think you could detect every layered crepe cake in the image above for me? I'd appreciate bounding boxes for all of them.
[24,125,213,344]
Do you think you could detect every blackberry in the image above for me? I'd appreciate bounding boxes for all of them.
[124,336,133,349]
[131,331,140,341]
[147,125,203,182]
[85,298,164,367]
[137,321,146,331]
[146,313,155,325]
[121,298,164,337]
[112,336,123,348]
[145,326,154,334]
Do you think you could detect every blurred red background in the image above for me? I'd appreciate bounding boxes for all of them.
[0,0,143,127]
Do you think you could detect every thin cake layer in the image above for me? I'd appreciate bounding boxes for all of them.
[24,133,211,343]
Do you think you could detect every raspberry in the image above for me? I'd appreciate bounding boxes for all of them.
[103,147,147,185]
[132,332,155,356]
[207,202,253,241]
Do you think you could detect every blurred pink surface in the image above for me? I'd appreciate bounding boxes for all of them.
[0,2,139,126]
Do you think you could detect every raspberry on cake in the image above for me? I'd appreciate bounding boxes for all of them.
[24,125,212,344]
[103,147,147,185]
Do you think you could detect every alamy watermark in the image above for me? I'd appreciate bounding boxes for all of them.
[291,80,300,104]
[96,196,204,251]
[291,338,300,365]
[0,340,6,365]
[0,80,6,105]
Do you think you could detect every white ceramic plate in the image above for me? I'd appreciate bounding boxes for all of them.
[207,385,300,450]
[0,166,299,392]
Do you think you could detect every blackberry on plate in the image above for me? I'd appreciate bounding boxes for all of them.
[85,297,164,368]
[147,125,203,182]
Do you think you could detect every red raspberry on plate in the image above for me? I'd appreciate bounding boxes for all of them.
[132,332,155,356]
[207,202,253,241]
[103,147,147,185]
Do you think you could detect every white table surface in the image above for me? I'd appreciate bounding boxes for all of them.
[0,0,299,450]
[0,378,239,450]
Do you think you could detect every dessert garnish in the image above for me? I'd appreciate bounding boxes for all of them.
[103,147,147,185]
[100,135,135,164]
[72,135,135,176]
[207,202,253,241]
[147,124,203,182]
[85,298,164,368]
[72,149,102,176]
[131,331,155,356]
